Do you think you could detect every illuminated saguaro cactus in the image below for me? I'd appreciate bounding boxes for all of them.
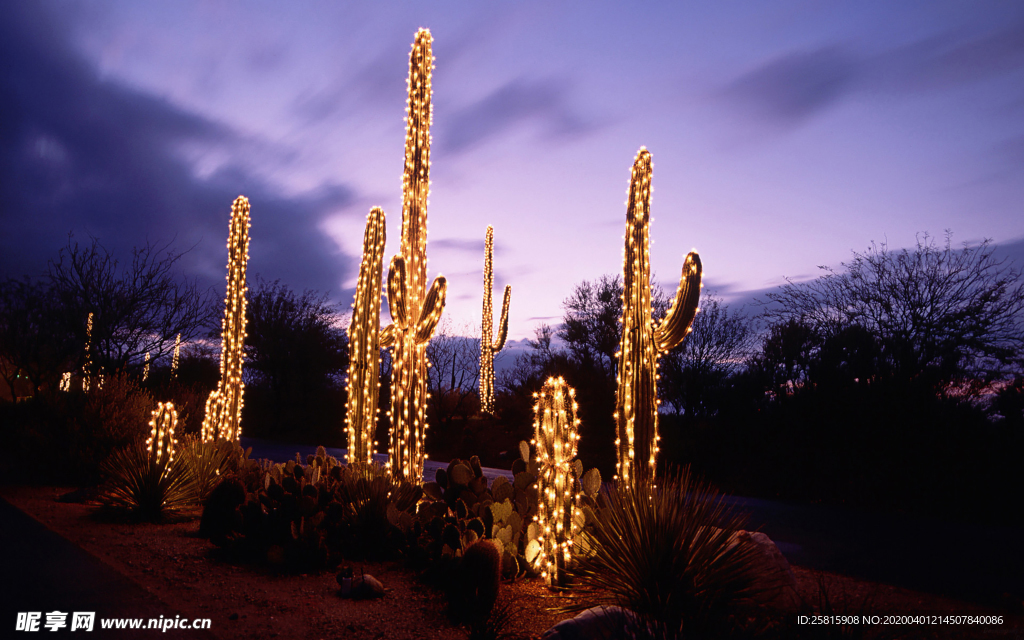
[146,402,179,468]
[479,225,511,415]
[345,207,387,464]
[615,148,702,485]
[382,29,448,483]
[171,333,181,378]
[143,352,150,382]
[531,376,581,587]
[202,196,251,442]
[83,312,94,392]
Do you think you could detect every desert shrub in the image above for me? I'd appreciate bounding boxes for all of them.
[0,373,153,484]
[567,467,761,639]
[95,440,193,522]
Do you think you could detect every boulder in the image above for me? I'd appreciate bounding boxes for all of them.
[540,606,639,640]
[729,530,801,612]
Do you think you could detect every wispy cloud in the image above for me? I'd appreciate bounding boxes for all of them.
[438,77,599,154]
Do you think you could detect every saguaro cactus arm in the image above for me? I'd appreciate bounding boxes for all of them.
[654,252,702,352]
[494,285,511,351]
[414,275,447,343]
[388,256,409,330]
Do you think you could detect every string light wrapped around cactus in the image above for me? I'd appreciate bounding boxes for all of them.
[345,207,387,464]
[531,376,581,587]
[83,312,94,392]
[381,29,447,483]
[614,148,702,486]
[479,225,511,415]
[146,402,179,468]
[171,333,181,378]
[202,196,251,443]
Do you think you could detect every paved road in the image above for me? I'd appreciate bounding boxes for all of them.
[243,436,1024,606]
[0,497,219,639]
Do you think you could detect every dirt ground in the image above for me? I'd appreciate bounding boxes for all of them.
[3,486,1021,640]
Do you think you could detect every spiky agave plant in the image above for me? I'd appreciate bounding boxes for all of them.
[567,467,760,639]
[97,402,193,522]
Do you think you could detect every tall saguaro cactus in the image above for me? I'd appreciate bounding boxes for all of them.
[383,29,447,482]
[345,207,387,464]
[615,148,702,485]
[202,196,251,443]
[531,376,581,587]
[479,225,511,415]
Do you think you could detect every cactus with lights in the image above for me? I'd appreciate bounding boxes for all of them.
[145,402,179,469]
[345,207,387,464]
[531,376,581,587]
[380,29,448,483]
[171,333,181,378]
[202,196,251,443]
[614,148,702,485]
[479,225,511,415]
[83,312,94,392]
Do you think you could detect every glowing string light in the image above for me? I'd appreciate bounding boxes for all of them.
[345,207,387,464]
[202,196,251,443]
[531,376,581,587]
[614,148,702,485]
[383,29,447,483]
[479,225,511,416]
[145,401,179,468]
[171,334,181,378]
[82,312,93,392]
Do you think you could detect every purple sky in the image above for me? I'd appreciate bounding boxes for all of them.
[3,1,1023,344]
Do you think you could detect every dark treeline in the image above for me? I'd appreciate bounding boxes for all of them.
[495,234,1024,526]
[3,232,1023,525]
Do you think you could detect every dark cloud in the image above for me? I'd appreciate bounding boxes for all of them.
[719,47,859,125]
[432,238,485,253]
[438,78,597,154]
[0,3,357,298]
[719,20,1024,127]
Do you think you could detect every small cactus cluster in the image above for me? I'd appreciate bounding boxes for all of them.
[382,29,447,483]
[146,401,179,468]
[615,148,701,485]
[345,207,387,465]
[479,225,511,415]
[203,196,251,443]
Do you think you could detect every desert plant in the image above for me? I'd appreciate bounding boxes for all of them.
[202,195,251,442]
[615,148,701,485]
[382,29,448,483]
[95,402,192,522]
[346,207,387,464]
[479,225,511,416]
[567,466,759,639]
[178,435,250,503]
[531,376,580,587]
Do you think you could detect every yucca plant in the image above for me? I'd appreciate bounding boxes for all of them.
[96,441,193,522]
[178,435,240,504]
[567,466,761,639]
[96,402,193,522]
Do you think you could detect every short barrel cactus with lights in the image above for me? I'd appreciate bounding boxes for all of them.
[382,29,447,483]
[615,148,702,485]
[479,225,512,416]
[346,207,387,464]
[530,377,581,587]
[202,195,251,443]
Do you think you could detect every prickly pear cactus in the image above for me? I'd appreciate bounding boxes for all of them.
[383,29,447,483]
[615,148,701,485]
[346,207,387,464]
[479,225,511,415]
